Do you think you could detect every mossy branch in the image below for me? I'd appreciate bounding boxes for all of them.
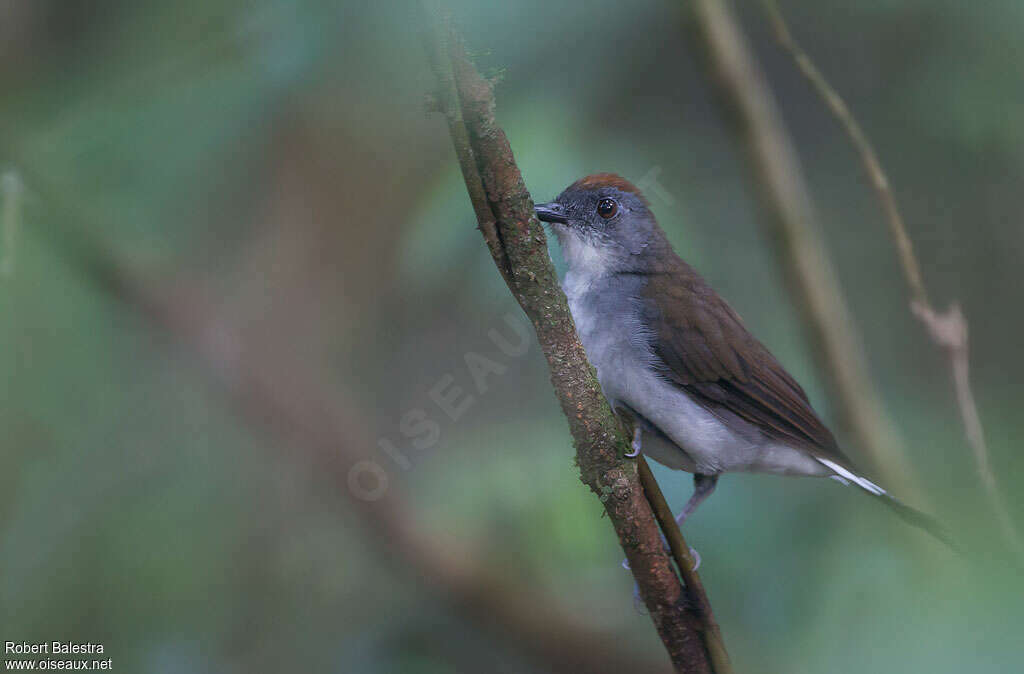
[423,5,730,672]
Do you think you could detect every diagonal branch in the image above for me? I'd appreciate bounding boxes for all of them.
[762,0,1024,562]
[421,10,515,286]
[761,0,927,305]
[423,5,730,673]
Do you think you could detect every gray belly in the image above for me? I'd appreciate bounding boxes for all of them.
[608,355,827,477]
[568,287,827,477]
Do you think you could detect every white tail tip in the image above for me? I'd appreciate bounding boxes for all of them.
[817,458,886,496]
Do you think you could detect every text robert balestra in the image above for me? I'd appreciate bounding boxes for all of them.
[6,642,105,655]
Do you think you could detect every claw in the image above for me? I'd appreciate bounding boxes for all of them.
[625,425,642,458]
[689,546,701,571]
[621,558,648,614]
[632,583,647,615]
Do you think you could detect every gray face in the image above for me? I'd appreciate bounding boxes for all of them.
[535,186,664,273]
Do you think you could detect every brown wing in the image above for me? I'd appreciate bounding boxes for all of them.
[641,256,853,467]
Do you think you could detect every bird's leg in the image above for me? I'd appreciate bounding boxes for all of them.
[625,425,642,457]
[675,473,719,528]
[665,473,718,572]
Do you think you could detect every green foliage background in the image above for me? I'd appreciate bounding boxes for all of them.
[1,1,1022,671]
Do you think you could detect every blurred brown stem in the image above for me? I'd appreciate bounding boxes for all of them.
[1,170,22,278]
[686,0,927,509]
[423,4,730,672]
[761,0,1024,561]
[16,167,673,674]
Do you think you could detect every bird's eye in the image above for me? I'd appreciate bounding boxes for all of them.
[597,198,617,219]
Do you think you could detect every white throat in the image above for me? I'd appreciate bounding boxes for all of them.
[556,229,618,280]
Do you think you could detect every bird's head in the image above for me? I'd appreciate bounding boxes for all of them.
[534,173,667,274]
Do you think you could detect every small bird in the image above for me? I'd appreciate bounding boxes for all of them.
[535,173,948,544]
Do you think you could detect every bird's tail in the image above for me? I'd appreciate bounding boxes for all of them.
[870,492,959,552]
[816,457,958,551]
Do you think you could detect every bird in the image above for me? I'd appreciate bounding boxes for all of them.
[534,173,950,546]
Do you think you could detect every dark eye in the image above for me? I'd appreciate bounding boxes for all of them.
[597,198,617,218]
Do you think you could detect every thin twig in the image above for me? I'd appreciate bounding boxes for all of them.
[638,457,731,673]
[424,4,729,671]
[761,1,927,306]
[762,0,1024,562]
[686,0,928,510]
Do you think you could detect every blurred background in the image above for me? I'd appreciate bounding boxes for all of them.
[1,0,1022,672]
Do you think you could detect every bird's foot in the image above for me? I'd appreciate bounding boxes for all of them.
[624,425,642,458]
[621,544,701,573]
[632,582,647,615]
[621,536,700,614]
[622,543,701,615]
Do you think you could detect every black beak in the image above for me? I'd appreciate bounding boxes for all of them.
[534,201,568,224]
